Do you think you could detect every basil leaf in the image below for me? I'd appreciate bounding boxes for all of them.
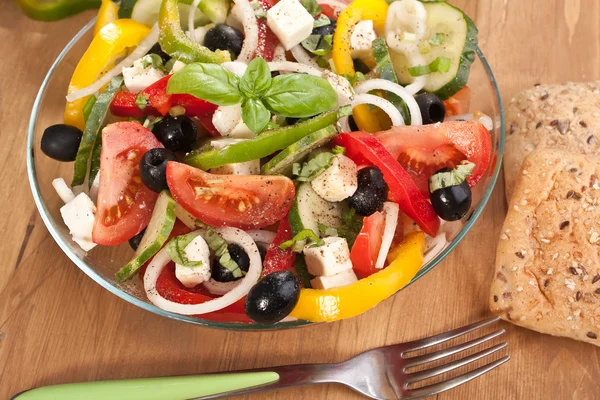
[204,228,242,278]
[167,63,243,106]
[239,57,272,98]
[313,14,330,28]
[82,95,97,123]
[301,34,332,56]
[280,229,324,251]
[301,0,322,17]
[165,233,203,268]
[315,56,330,68]
[242,98,271,134]
[263,74,338,118]
[408,56,452,77]
[293,151,336,182]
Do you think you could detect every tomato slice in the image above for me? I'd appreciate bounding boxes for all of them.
[92,122,163,246]
[262,218,295,275]
[375,120,492,195]
[444,86,471,117]
[351,211,384,278]
[166,162,295,229]
[255,0,279,61]
[318,4,337,19]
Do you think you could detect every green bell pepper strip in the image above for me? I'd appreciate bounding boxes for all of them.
[158,0,230,64]
[184,106,352,170]
[14,0,101,21]
[72,76,123,187]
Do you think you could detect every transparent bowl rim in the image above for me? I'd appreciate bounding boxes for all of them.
[26,17,505,331]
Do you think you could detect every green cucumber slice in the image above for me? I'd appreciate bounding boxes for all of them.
[88,135,102,190]
[261,125,337,176]
[391,1,478,99]
[72,76,123,187]
[199,0,230,24]
[288,183,344,236]
[372,37,411,124]
[131,0,211,28]
[116,190,177,282]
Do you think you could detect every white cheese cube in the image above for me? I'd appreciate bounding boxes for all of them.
[170,60,187,74]
[303,236,353,277]
[311,269,358,290]
[311,154,358,202]
[175,235,212,288]
[322,70,354,106]
[267,0,314,50]
[212,104,255,138]
[350,20,377,59]
[122,57,165,93]
[60,193,97,252]
[211,159,260,175]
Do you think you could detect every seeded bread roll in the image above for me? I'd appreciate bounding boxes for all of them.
[504,82,600,200]
[491,148,600,346]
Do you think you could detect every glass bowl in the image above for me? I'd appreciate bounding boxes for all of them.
[27,18,504,330]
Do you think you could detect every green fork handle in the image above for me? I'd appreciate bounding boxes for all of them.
[12,372,281,400]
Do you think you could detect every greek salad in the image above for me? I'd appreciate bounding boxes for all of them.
[41,0,492,324]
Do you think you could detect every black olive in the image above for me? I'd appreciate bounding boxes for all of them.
[211,243,250,282]
[245,271,301,324]
[348,115,359,131]
[147,43,171,64]
[204,24,244,58]
[140,148,177,193]
[429,167,472,221]
[152,116,197,152]
[415,93,446,124]
[346,167,388,216]
[41,124,83,162]
[353,58,370,74]
[312,18,336,36]
[129,228,146,250]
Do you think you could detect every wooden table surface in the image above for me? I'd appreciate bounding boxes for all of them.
[2,0,600,398]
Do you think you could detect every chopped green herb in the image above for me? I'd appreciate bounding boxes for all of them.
[332,145,346,155]
[293,152,336,182]
[165,233,203,268]
[135,92,149,110]
[313,14,331,28]
[301,34,333,56]
[280,229,324,251]
[205,228,242,278]
[141,54,165,70]
[301,0,322,17]
[315,56,330,69]
[342,72,366,86]
[82,95,97,124]
[408,56,452,77]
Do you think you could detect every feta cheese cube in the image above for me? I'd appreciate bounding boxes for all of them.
[211,159,260,175]
[122,57,165,93]
[267,0,314,50]
[175,235,212,288]
[212,104,256,138]
[322,70,354,106]
[170,60,187,74]
[303,237,353,276]
[311,269,358,290]
[60,193,97,252]
[350,20,376,59]
[311,154,358,202]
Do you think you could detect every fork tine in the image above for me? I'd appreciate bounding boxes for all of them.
[402,329,505,368]
[405,355,510,399]
[404,342,508,384]
[400,316,501,354]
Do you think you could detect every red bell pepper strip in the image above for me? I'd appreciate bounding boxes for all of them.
[332,132,440,237]
[110,75,218,118]
[262,218,296,276]
[255,0,279,61]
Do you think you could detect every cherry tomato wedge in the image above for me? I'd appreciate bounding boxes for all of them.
[444,86,471,117]
[255,0,279,61]
[92,122,163,246]
[351,211,384,279]
[262,218,296,276]
[375,120,492,195]
[332,132,440,237]
[166,162,295,230]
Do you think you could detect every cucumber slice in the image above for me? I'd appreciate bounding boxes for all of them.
[261,125,337,176]
[200,0,230,24]
[118,0,137,18]
[288,183,344,236]
[116,190,176,282]
[391,1,478,99]
[131,0,211,28]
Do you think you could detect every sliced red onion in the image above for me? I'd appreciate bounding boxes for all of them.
[446,112,494,131]
[375,202,399,269]
[233,0,259,63]
[144,227,262,315]
[346,94,404,126]
[66,24,159,103]
[423,232,446,265]
[355,78,422,125]
[188,0,202,42]
[290,45,323,70]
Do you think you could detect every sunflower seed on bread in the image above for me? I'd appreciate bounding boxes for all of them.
[504,82,600,200]
[491,148,600,346]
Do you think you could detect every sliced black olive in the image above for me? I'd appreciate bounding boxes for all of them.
[245,271,301,324]
[353,58,370,74]
[312,18,336,36]
[129,228,146,251]
[415,93,446,124]
[204,24,244,58]
[152,116,197,152]
[429,167,472,221]
[41,124,83,162]
[346,166,389,216]
[211,243,250,282]
[140,148,177,193]
[147,43,171,64]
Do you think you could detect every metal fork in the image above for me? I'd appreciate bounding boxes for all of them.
[12,317,509,400]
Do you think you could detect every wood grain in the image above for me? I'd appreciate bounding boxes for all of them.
[2,0,600,398]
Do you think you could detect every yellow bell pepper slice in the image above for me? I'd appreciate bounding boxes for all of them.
[332,0,388,133]
[64,19,150,130]
[94,0,120,36]
[290,232,425,322]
